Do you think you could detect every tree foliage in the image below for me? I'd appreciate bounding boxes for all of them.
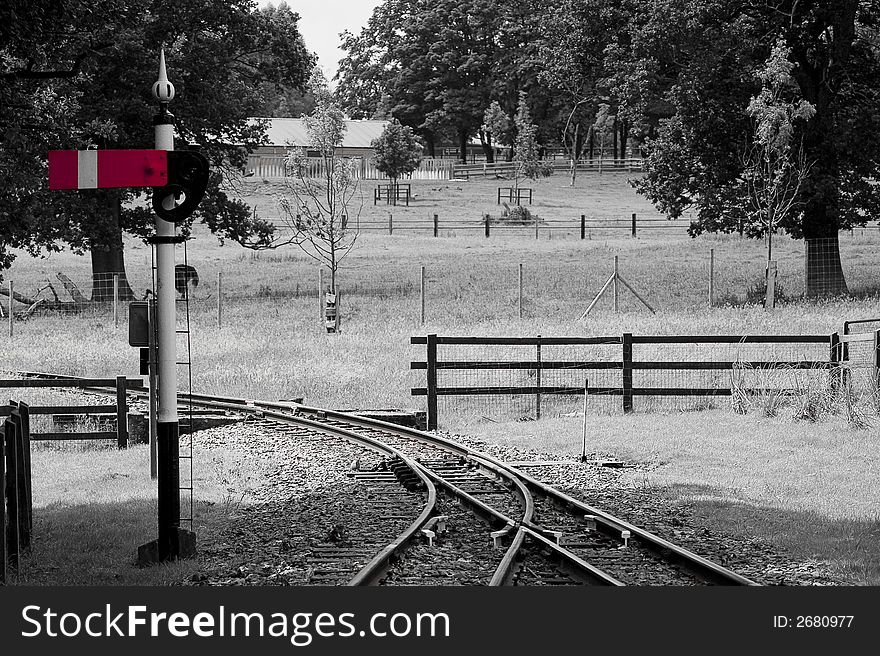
[371,120,423,204]
[279,69,361,290]
[0,0,313,297]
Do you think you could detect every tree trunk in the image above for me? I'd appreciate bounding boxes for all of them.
[90,196,136,301]
[458,130,468,164]
[480,131,494,164]
[612,115,618,160]
[588,127,594,160]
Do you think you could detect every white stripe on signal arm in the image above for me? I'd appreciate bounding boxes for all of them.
[77,150,98,189]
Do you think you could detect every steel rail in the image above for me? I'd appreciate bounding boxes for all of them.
[291,405,758,586]
[13,372,753,585]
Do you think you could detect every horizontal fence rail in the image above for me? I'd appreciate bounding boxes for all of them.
[411,333,841,428]
[0,376,139,447]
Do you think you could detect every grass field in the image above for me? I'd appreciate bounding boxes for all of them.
[4,172,880,584]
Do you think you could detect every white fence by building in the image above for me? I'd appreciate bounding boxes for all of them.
[246,155,457,181]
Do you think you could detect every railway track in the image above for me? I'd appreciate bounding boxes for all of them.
[14,371,758,587]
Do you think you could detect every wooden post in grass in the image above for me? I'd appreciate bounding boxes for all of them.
[581,378,589,461]
[389,214,393,235]
[765,260,777,310]
[113,274,119,327]
[484,214,490,238]
[631,213,637,238]
[426,334,438,431]
[420,266,426,326]
[318,268,324,324]
[5,416,21,570]
[873,330,880,395]
[534,212,539,240]
[613,256,619,313]
[433,214,439,237]
[581,214,586,240]
[709,249,715,308]
[116,376,128,449]
[216,272,222,328]
[518,263,523,319]
[535,335,542,420]
[622,332,634,413]
[1,419,7,582]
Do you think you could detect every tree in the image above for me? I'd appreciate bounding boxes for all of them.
[539,0,617,186]
[481,101,511,163]
[592,104,616,174]
[613,0,880,296]
[0,0,313,302]
[513,92,541,196]
[742,40,815,267]
[371,120,423,206]
[279,69,362,295]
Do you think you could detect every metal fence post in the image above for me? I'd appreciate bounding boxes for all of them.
[113,274,119,327]
[534,212,539,240]
[217,272,222,328]
[420,266,426,326]
[116,376,128,449]
[536,335,542,420]
[433,214,439,237]
[389,213,393,235]
[581,214,586,240]
[622,332,634,413]
[426,334,438,431]
[318,267,324,324]
[484,214,490,238]
[613,256,619,313]
[709,248,715,308]
[631,213,637,238]
[518,263,523,319]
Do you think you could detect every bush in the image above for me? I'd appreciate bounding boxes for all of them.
[500,204,533,225]
[540,163,554,177]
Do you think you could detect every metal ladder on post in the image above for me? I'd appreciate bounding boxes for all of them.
[148,232,195,534]
[176,237,195,532]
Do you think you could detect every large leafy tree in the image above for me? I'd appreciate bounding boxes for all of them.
[610,0,880,295]
[1,0,313,300]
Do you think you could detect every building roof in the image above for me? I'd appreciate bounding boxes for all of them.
[250,118,389,149]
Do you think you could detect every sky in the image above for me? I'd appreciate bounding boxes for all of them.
[257,1,382,81]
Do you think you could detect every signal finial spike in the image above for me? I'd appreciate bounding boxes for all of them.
[152,47,175,104]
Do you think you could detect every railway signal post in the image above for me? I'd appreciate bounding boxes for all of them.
[138,49,197,565]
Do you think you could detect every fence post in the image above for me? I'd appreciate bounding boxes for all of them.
[389,214,393,235]
[433,214,439,237]
[217,272,222,328]
[0,419,6,583]
[518,263,524,319]
[484,214,490,238]
[709,249,715,308]
[17,402,32,543]
[765,260,777,310]
[116,376,128,449]
[613,256,619,313]
[534,212,539,240]
[318,267,324,324]
[581,378,589,461]
[420,266,426,326]
[631,213,637,238]
[9,409,30,552]
[5,416,21,570]
[873,330,880,395]
[535,335,542,420]
[622,333,633,413]
[581,214,586,240]
[113,274,119,328]
[426,334,438,431]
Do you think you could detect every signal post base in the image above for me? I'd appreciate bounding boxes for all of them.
[137,529,197,567]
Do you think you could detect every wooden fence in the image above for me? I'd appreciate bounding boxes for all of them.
[451,158,644,180]
[246,155,456,181]
[0,376,141,447]
[411,334,840,429]
[2,401,33,583]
